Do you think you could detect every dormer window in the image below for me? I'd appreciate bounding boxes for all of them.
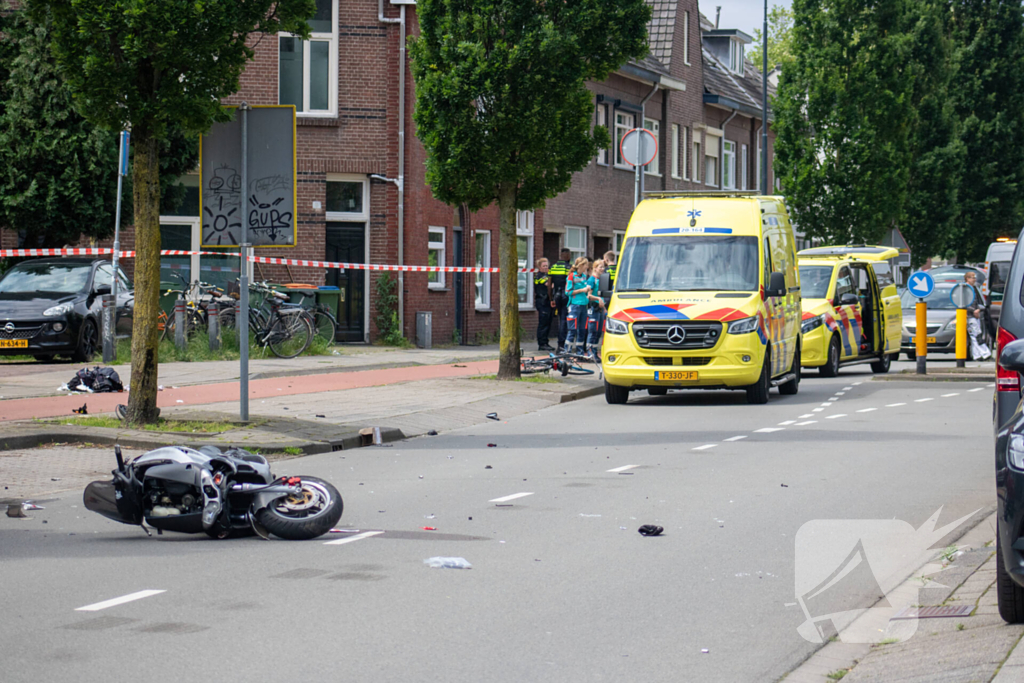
[729,40,744,76]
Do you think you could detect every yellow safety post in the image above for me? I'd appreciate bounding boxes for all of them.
[955,308,968,368]
[916,300,928,375]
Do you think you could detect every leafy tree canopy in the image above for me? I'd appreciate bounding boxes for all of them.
[749,5,795,71]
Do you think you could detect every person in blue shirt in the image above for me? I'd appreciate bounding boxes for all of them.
[564,257,592,354]
[585,260,607,359]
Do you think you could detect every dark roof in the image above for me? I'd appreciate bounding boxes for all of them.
[700,13,775,121]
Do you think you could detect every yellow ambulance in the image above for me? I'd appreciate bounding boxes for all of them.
[602,193,802,405]
[796,246,902,376]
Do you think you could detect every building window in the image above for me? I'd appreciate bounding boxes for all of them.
[614,111,634,169]
[326,180,365,215]
[682,127,690,180]
[517,211,534,308]
[722,140,736,189]
[729,40,745,75]
[671,124,681,179]
[475,230,491,309]
[644,118,660,176]
[428,228,445,289]
[683,11,690,65]
[596,104,608,166]
[692,139,701,182]
[566,226,586,262]
[614,230,626,255]
[704,135,719,187]
[740,144,748,190]
[279,0,337,116]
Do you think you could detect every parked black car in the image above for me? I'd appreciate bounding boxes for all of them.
[0,258,133,362]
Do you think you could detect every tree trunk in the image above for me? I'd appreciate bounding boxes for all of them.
[125,133,161,425]
[496,182,521,379]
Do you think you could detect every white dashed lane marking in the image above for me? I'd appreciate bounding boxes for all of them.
[489,492,534,503]
[798,414,814,419]
[724,435,748,442]
[835,392,846,396]
[887,403,906,407]
[853,382,862,386]
[755,427,786,433]
[795,420,817,426]
[843,386,853,391]
[916,398,935,403]
[821,403,834,407]
[76,590,166,612]
[857,408,877,413]
[778,420,796,426]
[607,464,640,473]
[693,444,717,451]
[324,530,384,546]
[969,388,985,392]
[826,414,847,420]
[812,408,825,412]
[942,393,960,398]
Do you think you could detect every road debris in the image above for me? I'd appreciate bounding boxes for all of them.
[6,504,27,518]
[485,465,493,469]
[23,502,44,510]
[72,403,88,415]
[427,430,438,436]
[638,525,664,536]
[424,557,471,569]
[422,527,437,531]
[487,443,497,448]
[486,412,499,420]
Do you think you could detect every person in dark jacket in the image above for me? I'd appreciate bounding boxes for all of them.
[548,248,573,352]
[534,258,556,351]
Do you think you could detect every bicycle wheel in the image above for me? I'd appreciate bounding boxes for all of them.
[521,359,553,375]
[267,313,314,358]
[312,309,338,342]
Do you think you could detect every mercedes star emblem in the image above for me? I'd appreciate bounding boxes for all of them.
[3,322,14,334]
[666,325,686,345]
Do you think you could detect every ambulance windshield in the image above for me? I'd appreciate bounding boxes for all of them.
[798,266,833,299]
[617,235,759,292]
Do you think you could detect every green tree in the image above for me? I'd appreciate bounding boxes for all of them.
[901,0,963,265]
[749,5,796,71]
[948,0,1024,261]
[410,0,650,378]
[0,11,197,248]
[775,0,918,244]
[28,0,315,424]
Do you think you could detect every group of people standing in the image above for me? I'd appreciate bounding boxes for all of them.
[533,249,617,359]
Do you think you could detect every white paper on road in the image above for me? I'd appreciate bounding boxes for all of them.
[75,589,166,612]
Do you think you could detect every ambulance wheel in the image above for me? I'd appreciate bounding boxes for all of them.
[870,353,892,374]
[779,344,801,395]
[647,388,668,396]
[605,381,629,405]
[819,336,841,377]
[746,352,771,405]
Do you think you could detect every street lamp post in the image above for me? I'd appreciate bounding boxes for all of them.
[761,0,769,196]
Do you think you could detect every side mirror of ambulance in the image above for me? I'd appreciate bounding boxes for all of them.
[765,272,787,299]
[599,273,612,298]
[838,292,859,306]
[1000,340,1024,373]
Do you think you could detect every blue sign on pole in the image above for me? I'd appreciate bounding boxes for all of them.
[907,270,935,299]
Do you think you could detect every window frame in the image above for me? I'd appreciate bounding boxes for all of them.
[722,140,737,189]
[683,11,691,66]
[682,127,690,180]
[565,226,587,262]
[704,135,720,188]
[614,111,635,170]
[475,230,491,309]
[729,40,745,76]
[643,118,660,176]
[692,139,701,183]
[596,104,609,166]
[278,0,338,117]
[613,230,626,255]
[427,227,446,290]
[740,144,748,191]
[671,124,681,179]
[325,174,369,221]
[516,211,535,309]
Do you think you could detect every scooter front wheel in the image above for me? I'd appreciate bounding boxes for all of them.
[255,477,343,540]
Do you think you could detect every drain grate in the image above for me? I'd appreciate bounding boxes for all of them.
[890,605,973,620]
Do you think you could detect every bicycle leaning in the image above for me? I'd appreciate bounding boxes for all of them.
[246,281,315,358]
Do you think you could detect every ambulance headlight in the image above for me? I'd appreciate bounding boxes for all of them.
[1010,434,1024,470]
[605,318,628,335]
[801,314,826,334]
[727,316,759,335]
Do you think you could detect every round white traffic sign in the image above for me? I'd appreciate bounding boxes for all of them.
[620,128,658,167]
[950,283,976,308]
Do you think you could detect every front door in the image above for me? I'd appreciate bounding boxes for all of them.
[326,222,365,342]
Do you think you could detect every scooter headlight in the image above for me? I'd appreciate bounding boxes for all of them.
[727,316,759,335]
[605,317,628,335]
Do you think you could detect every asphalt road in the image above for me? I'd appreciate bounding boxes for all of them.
[0,360,995,683]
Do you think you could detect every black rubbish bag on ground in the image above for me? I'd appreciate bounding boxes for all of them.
[67,367,124,393]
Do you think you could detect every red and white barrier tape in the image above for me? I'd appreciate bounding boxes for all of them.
[0,248,537,273]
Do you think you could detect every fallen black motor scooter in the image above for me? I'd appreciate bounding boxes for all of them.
[84,445,343,540]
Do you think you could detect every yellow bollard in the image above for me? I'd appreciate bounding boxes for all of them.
[955,308,968,368]
[916,300,928,374]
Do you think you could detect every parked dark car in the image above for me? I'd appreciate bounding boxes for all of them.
[0,258,133,362]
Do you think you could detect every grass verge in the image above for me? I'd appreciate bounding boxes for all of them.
[470,373,561,384]
[49,416,244,433]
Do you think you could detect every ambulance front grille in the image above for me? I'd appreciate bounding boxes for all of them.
[633,321,722,350]
[644,357,712,366]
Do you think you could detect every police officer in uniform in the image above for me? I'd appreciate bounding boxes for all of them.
[533,258,556,351]
[603,251,618,288]
[548,248,573,352]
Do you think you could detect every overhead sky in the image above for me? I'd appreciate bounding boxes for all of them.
[712,0,793,38]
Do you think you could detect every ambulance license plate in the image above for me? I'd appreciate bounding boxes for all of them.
[655,371,698,381]
[0,339,27,349]
[910,336,937,344]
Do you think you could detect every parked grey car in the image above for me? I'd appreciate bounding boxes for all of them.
[900,282,991,359]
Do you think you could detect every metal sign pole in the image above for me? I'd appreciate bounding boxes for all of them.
[104,130,130,362]
[633,137,641,208]
[761,0,769,195]
[239,103,250,421]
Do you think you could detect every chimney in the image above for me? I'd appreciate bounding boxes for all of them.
[715,6,722,28]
